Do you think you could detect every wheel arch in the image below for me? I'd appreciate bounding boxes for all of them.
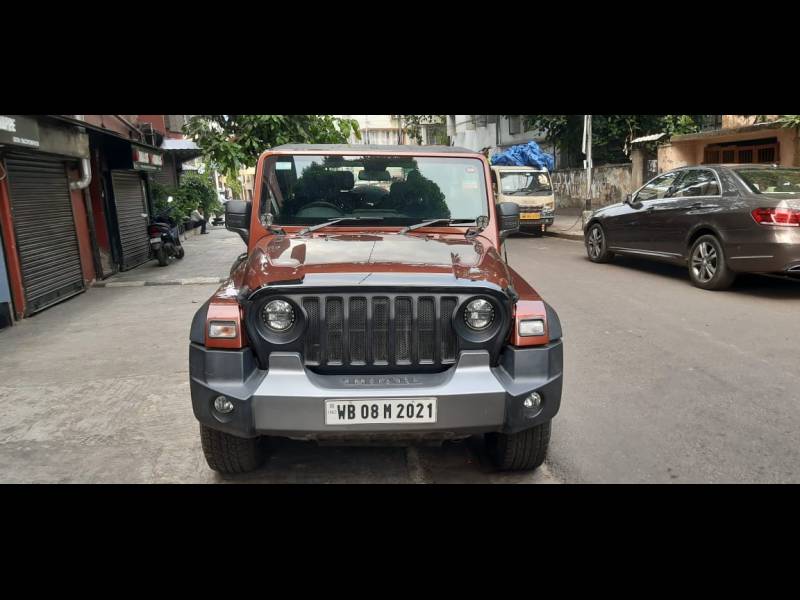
[585,217,604,237]
[686,224,723,252]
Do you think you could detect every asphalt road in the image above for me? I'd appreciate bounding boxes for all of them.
[506,234,800,483]
[2,227,797,483]
[0,227,558,484]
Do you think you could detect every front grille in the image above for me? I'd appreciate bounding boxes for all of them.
[301,295,459,369]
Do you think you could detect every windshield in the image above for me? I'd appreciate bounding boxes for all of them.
[261,154,488,226]
[737,168,800,195]
[499,171,552,196]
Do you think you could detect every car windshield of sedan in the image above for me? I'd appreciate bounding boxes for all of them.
[737,169,800,195]
[261,154,488,226]
[500,171,552,196]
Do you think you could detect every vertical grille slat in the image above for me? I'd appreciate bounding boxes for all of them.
[325,298,344,365]
[349,298,367,364]
[303,298,321,364]
[395,297,412,364]
[440,297,458,363]
[297,294,462,369]
[418,297,435,363]
[372,297,389,364]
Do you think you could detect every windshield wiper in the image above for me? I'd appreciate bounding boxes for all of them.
[299,216,384,236]
[400,218,475,234]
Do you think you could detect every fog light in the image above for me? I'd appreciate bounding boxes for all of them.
[519,319,545,337]
[209,321,237,338]
[214,396,234,414]
[523,392,542,409]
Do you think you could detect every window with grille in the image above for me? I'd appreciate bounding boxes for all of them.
[508,115,521,135]
[757,147,776,163]
[704,140,779,165]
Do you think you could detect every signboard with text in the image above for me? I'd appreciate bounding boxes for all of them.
[132,146,163,171]
[0,115,40,149]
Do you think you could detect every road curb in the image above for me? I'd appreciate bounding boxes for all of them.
[545,230,584,241]
[93,277,225,288]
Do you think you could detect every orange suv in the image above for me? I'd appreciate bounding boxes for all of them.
[190,145,564,474]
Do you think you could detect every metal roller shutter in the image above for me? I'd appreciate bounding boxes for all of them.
[111,171,150,270]
[4,153,85,316]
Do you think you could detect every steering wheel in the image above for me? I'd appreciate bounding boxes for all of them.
[295,201,345,218]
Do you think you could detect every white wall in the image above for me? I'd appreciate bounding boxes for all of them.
[450,115,554,156]
[336,115,406,145]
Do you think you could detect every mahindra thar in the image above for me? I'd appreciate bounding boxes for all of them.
[190,145,563,474]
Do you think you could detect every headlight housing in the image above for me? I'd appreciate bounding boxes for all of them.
[464,298,495,330]
[262,299,296,331]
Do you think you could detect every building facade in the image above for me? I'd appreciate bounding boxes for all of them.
[0,115,200,323]
[447,115,555,160]
[336,115,410,145]
[659,115,800,172]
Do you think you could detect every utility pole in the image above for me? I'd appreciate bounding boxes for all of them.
[582,114,593,212]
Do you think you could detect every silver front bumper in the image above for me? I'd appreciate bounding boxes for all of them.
[189,341,563,439]
[251,351,507,436]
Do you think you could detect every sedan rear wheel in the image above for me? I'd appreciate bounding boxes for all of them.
[586,223,614,263]
[688,234,736,290]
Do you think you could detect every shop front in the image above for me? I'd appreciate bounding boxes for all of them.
[0,115,95,318]
[87,131,163,274]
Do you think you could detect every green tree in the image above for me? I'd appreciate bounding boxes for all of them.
[225,176,243,199]
[400,115,447,144]
[518,115,703,167]
[184,115,361,180]
[749,115,799,127]
[150,171,221,223]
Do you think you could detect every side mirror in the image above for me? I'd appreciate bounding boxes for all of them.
[225,200,251,245]
[626,193,643,209]
[497,201,520,242]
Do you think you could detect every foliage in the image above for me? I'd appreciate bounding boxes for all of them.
[224,175,243,199]
[151,171,222,224]
[776,115,800,128]
[400,115,447,145]
[518,115,703,167]
[184,115,361,179]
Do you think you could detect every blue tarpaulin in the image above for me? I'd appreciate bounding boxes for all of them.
[490,141,554,171]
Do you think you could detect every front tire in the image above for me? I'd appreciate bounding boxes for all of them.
[486,421,551,472]
[585,222,614,263]
[688,234,736,290]
[200,424,266,474]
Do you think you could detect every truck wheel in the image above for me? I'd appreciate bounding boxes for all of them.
[486,421,551,472]
[585,223,614,263]
[200,424,266,474]
[157,245,168,267]
[688,234,736,290]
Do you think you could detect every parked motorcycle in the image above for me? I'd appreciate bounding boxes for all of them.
[149,196,185,267]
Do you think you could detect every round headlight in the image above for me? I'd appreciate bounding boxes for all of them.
[262,299,295,331]
[464,298,494,330]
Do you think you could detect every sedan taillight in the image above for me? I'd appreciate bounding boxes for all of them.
[751,207,800,227]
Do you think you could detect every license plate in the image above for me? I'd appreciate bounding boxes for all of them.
[520,213,541,220]
[325,398,437,425]
[149,238,161,245]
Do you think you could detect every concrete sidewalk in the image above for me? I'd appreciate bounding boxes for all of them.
[95,225,245,287]
[0,221,559,483]
[545,208,586,241]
